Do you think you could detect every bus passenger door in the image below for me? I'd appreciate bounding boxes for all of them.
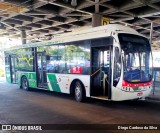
[5,55,12,83]
[5,55,18,83]
[11,55,18,83]
[37,52,47,87]
[91,46,112,100]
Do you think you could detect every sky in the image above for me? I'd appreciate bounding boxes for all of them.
[0,37,21,68]
[0,37,21,49]
[152,52,160,67]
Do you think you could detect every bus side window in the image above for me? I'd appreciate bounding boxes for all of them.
[65,41,90,75]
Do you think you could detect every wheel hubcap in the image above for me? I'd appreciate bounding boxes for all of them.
[22,79,27,89]
[75,85,81,99]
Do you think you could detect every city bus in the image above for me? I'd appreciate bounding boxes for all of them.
[4,24,153,102]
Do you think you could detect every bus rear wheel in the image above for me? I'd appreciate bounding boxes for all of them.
[74,81,85,102]
[21,76,29,90]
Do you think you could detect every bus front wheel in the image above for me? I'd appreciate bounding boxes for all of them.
[74,81,85,102]
[21,76,29,91]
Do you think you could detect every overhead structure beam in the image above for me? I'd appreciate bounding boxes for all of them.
[95,0,100,13]
[0,0,160,44]
[0,2,27,13]
[1,21,21,31]
[32,0,48,9]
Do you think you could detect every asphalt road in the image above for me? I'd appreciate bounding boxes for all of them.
[0,77,160,133]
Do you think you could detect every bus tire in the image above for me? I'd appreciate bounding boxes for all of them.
[21,76,29,91]
[74,81,85,102]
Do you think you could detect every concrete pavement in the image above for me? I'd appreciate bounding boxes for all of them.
[0,77,160,133]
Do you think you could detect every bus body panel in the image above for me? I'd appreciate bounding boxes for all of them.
[112,86,152,101]
[111,55,152,101]
[47,74,90,97]
[6,71,12,83]
[18,71,90,97]
[18,72,37,88]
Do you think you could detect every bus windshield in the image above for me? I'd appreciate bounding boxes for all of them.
[118,33,152,83]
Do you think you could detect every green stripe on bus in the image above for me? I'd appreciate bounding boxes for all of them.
[5,71,11,83]
[47,74,61,92]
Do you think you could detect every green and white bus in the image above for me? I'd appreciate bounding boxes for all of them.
[4,24,153,101]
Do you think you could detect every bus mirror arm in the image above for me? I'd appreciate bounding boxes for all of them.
[111,35,117,43]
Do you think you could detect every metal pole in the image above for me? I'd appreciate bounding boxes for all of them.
[153,71,156,95]
[150,22,155,95]
[21,30,26,44]
[150,22,153,44]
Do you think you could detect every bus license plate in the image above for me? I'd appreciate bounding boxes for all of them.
[137,92,143,96]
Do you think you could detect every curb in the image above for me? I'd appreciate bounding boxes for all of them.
[146,96,160,101]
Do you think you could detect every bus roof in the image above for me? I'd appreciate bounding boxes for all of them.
[4,24,140,51]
